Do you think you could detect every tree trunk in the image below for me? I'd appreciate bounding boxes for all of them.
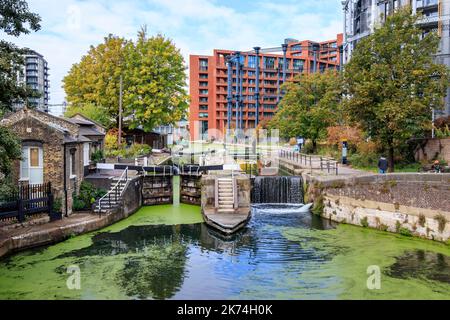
[312,140,317,153]
[388,144,395,173]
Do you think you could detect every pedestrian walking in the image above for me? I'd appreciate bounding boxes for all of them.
[378,156,388,174]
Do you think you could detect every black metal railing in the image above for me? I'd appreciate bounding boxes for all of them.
[278,149,339,175]
[0,182,53,222]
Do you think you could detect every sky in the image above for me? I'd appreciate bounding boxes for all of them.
[1,0,343,105]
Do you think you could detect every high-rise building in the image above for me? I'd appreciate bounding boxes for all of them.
[189,34,343,140]
[342,0,450,115]
[16,50,50,112]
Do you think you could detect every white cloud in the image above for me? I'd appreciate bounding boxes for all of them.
[0,0,342,104]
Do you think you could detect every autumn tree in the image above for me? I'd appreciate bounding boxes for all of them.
[63,28,189,132]
[63,35,129,127]
[343,7,449,172]
[269,70,342,152]
[123,29,188,132]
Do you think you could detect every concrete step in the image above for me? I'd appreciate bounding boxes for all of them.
[217,209,235,213]
[219,201,234,205]
[219,196,233,200]
[219,193,233,198]
[219,204,234,209]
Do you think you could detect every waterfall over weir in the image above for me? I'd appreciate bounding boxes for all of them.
[252,176,304,204]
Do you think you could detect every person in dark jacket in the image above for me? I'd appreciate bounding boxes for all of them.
[378,156,388,174]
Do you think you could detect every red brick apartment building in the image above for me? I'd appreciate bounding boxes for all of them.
[189,34,343,140]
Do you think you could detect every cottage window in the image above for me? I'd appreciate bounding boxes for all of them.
[70,149,77,179]
[83,143,90,166]
[20,145,43,184]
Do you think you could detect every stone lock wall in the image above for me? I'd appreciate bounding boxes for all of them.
[201,174,251,213]
[307,173,450,242]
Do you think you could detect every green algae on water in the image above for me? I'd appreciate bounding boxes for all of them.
[0,203,202,300]
[282,224,450,300]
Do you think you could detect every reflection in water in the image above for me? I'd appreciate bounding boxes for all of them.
[387,250,450,284]
[54,205,334,299]
[1,204,450,299]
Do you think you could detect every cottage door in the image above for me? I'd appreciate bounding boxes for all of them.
[26,147,44,185]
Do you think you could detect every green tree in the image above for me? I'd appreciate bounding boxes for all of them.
[64,102,112,128]
[270,71,342,152]
[63,35,129,128]
[0,0,41,189]
[123,29,189,132]
[63,29,189,132]
[343,7,449,172]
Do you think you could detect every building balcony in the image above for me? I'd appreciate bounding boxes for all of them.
[417,0,439,10]
[417,15,439,26]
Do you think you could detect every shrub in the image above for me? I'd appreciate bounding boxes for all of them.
[303,141,315,154]
[360,216,369,228]
[53,197,62,213]
[418,214,426,227]
[399,227,412,237]
[72,181,106,211]
[434,214,448,233]
[125,143,151,158]
[395,221,402,233]
[73,196,86,211]
[91,149,104,163]
[348,140,379,168]
[0,180,18,202]
[312,195,324,215]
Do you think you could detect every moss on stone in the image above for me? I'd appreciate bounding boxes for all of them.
[434,214,448,233]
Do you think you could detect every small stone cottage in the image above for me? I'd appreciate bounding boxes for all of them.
[0,108,105,216]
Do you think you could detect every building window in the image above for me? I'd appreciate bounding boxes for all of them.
[199,89,208,95]
[199,59,208,71]
[200,74,208,79]
[199,112,209,118]
[293,59,304,71]
[200,105,208,111]
[199,81,208,87]
[264,57,276,70]
[248,55,257,68]
[200,97,208,102]
[83,143,90,166]
[70,149,77,178]
[291,44,302,53]
[20,145,43,184]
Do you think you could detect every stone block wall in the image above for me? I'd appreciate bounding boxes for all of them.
[415,138,450,163]
[307,173,450,242]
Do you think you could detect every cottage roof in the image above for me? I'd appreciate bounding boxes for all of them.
[79,126,104,137]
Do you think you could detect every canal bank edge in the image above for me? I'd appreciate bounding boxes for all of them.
[0,177,143,259]
[305,173,450,243]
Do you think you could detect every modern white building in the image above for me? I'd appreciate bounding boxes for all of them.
[342,0,450,115]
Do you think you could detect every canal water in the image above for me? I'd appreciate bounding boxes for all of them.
[0,203,450,299]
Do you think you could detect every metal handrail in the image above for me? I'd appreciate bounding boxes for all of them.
[279,149,339,175]
[98,167,129,214]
